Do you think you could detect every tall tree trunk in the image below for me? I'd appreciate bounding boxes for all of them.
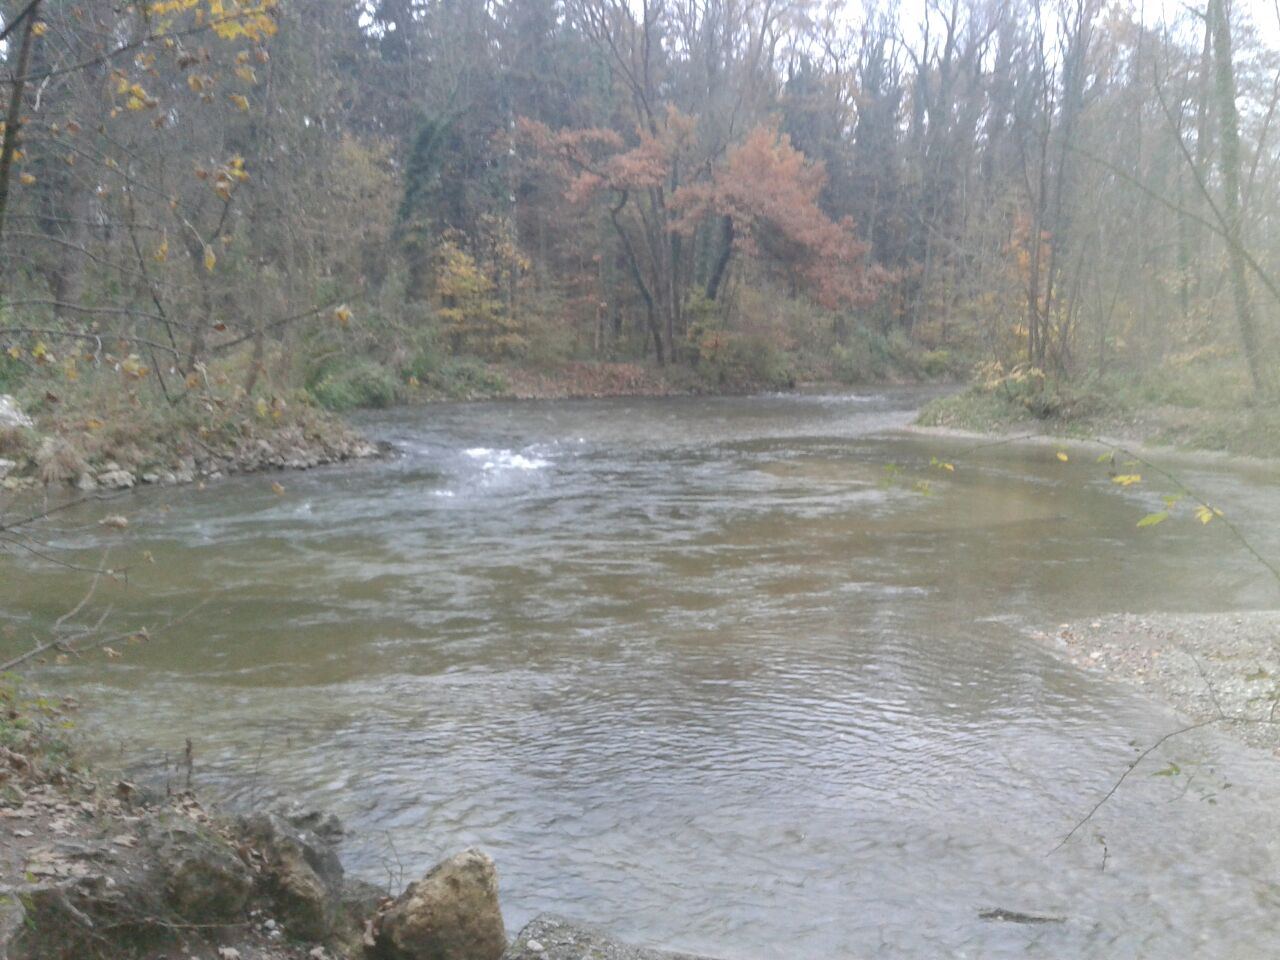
[1209,0,1270,397]
[0,1,41,282]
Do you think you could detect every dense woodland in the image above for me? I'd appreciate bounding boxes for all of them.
[1,0,1279,420]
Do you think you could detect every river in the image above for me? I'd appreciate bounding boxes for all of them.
[8,388,1280,958]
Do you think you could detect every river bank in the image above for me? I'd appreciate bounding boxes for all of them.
[0,688,709,960]
[916,379,1280,459]
[0,357,939,493]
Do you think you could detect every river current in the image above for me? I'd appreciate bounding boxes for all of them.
[9,389,1280,958]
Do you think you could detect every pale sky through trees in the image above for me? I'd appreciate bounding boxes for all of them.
[893,0,1280,50]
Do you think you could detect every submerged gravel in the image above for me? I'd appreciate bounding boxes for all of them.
[1034,611,1280,754]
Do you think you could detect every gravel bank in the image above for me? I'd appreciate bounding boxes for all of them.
[1033,611,1280,754]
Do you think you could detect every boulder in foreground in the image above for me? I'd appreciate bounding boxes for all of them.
[375,847,506,960]
[503,914,722,960]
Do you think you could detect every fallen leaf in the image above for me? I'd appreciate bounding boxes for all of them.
[99,515,129,529]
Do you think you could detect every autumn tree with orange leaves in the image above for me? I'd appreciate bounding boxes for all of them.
[522,114,880,365]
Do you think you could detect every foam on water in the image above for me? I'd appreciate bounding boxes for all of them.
[465,447,552,472]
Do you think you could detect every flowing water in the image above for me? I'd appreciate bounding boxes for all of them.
[8,389,1280,958]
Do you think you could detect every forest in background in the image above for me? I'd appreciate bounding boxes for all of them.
[1,0,1279,472]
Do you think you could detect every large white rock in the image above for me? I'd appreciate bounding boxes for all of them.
[0,395,32,429]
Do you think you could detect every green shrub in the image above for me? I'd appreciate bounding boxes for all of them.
[832,328,894,383]
[408,349,509,399]
[921,349,953,379]
[691,329,794,390]
[307,358,399,411]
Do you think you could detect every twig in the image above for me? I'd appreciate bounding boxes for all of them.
[0,599,205,672]
[1049,717,1221,854]
[53,547,111,632]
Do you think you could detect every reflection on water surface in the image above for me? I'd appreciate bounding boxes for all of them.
[8,390,1280,958]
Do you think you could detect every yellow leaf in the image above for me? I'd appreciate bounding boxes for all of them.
[32,341,48,360]
[203,245,216,272]
[256,397,269,417]
[228,93,250,111]
[271,481,285,496]
[6,346,20,360]
[188,74,204,93]
[1056,451,1069,462]
[1195,505,1224,525]
[234,65,257,84]
[1112,474,1142,487]
[31,21,48,36]
[154,236,169,262]
[86,417,104,430]
[18,173,35,186]
[1137,512,1169,528]
[334,304,352,326]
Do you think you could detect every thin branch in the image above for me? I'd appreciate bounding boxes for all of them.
[1049,717,1220,854]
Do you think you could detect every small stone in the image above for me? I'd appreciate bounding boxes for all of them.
[526,939,545,952]
[0,458,14,479]
[96,468,135,490]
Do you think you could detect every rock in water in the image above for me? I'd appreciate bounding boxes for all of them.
[502,915,721,960]
[0,395,32,429]
[376,848,506,960]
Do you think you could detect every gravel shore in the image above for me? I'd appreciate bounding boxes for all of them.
[1033,611,1280,754]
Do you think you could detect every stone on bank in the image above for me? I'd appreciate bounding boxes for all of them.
[374,848,507,960]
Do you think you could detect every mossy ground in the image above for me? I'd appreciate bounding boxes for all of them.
[918,361,1280,459]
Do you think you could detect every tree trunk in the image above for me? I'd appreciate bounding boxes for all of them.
[1209,0,1270,397]
[0,1,41,282]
